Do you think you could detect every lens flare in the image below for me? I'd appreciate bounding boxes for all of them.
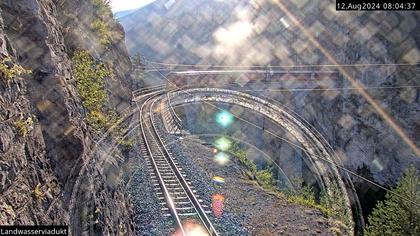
[212,176,226,184]
[214,137,232,151]
[172,220,209,236]
[215,111,234,127]
[214,152,230,166]
[212,194,225,218]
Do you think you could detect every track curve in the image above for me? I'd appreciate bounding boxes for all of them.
[138,93,218,236]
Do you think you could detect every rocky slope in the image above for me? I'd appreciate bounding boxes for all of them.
[0,0,135,234]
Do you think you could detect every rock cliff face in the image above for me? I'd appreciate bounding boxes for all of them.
[0,0,135,234]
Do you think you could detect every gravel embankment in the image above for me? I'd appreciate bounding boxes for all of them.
[127,97,334,235]
[126,130,174,235]
[154,117,249,235]
[169,135,336,235]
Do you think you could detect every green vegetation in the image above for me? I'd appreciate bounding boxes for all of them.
[0,57,31,81]
[288,191,333,217]
[89,0,117,47]
[114,126,135,149]
[228,143,257,174]
[86,110,113,132]
[323,181,352,231]
[228,143,278,189]
[33,184,44,200]
[228,141,339,220]
[286,178,350,230]
[91,0,112,17]
[72,49,114,132]
[285,177,334,217]
[72,50,109,113]
[72,50,133,148]
[365,166,420,236]
[92,19,112,46]
[256,169,275,188]
[14,117,34,137]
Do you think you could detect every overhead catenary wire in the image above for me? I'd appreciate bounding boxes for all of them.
[142,59,420,69]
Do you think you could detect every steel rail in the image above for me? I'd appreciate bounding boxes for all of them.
[139,93,186,236]
[132,84,166,96]
[148,61,184,130]
[149,97,219,236]
[138,92,218,236]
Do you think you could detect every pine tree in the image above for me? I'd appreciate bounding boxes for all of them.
[365,166,420,236]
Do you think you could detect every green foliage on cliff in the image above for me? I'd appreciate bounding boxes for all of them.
[92,0,112,16]
[72,50,114,132]
[90,0,115,46]
[72,50,109,112]
[0,57,31,81]
[92,19,112,46]
[72,50,133,147]
[14,117,34,137]
[365,166,420,236]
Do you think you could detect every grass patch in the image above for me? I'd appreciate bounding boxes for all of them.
[286,185,333,217]
[14,117,34,137]
[0,57,31,81]
[256,169,275,188]
[228,143,257,174]
[228,141,338,219]
[33,184,44,200]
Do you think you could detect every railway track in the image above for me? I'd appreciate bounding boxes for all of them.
[138,93,218,236]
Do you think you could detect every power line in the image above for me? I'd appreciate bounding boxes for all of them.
[142,58,420,69]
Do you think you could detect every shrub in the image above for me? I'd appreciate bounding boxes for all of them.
[91,0,112,17]
[365,166,420,236]
[72,50,109,112]
[287,185,334,217]
[33,184,44,200]
[91,19,112,46]
[256,169,275,187]
[14,117,34,137]
[228,143,257,174]
[86,110,110,132]
[0,57,31,81]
